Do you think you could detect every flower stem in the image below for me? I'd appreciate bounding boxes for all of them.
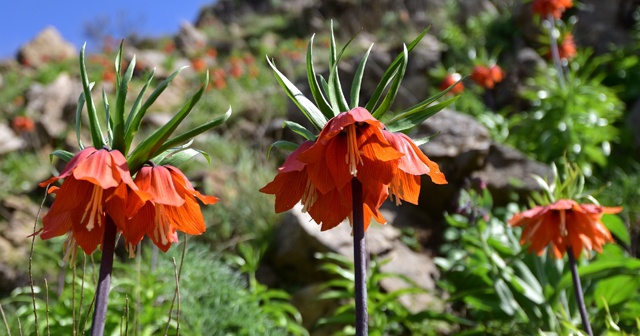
[352,178,368,336]
[90,216,117,336]
[547,14,565,89]
[567,247,593,336]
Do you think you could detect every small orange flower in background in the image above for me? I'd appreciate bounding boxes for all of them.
[210,67,227,89]
[229,57,244,78]
[261,107,447,231]
[440,73,464,94]
[124,165,217,255]
[206,47,218,58]
[191,57,207,72]
[532,0,573,19]
[12,115,35,133]
[509,199,622,259]
[471,65,504,89]
[38,147,147,256]
[557,33,577,60]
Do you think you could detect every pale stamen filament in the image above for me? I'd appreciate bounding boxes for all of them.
[82,186,104,232]
[301,179,318,213]
[154,206,171,245]
[345,125,363,176]
[560,209,568,237]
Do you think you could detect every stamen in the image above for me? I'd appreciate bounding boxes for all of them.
[154,206,171,245]
[388,182,403,206]
[560,209,567,237]
[82,186,104,232]
[62,235,79,265]
[301,179,318,213]
[344,125,363,176]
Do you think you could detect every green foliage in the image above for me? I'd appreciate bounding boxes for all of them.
[315,253,466,335]
[509,51,624,175]
[436,185,640,335]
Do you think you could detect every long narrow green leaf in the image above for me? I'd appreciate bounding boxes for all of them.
[388,75,466,123]
[267,56,326,130]
[306,35,334,119]
[102,88,112,146]
[74,83,94,150]
[385,96,458,132]
[327,30,359,113]
[124,68,155,154]
[127,72,209,173]
[50,150,74,163]
[350,44,373,108]
[157,148,211,167]
[371,44,408,119]
[267,140,299,158]
[283,121,316,141]
[364,26,430,113]
[125,67,187,153]
[157,107,231,153]
[112,50,135,151]
[79,43,105,148]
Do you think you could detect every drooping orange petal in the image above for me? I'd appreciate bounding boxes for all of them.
[166,195,207,235]
[389,171,421,205]
[40,212,73,240]
[261,169,308,213]
[144,166,185,207]
[73,149,120,189]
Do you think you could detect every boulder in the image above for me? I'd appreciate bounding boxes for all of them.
[175,21,207,57]
[271,204,439,308]
[17,27,76,68]
[0,123,25,154]
[25,73,82,138]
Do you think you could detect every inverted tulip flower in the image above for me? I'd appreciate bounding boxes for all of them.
[263,25,455,335]
[532,0,573,19]
[509,199,621,259]
[123,165,218,256]
[39,147,148,256]
[36,41,230,336]
[508,163,622,336]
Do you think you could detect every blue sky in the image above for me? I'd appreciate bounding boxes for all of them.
[0,0,215,58]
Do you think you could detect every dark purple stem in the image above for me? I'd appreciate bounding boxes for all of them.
[567,247,593,336]
[352,178,368,336]
[90,216,117,336]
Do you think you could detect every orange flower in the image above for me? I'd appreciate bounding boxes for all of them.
[12,116,35,133]
[471,65,503,89]
[382,131,447,205]
[440,73,464,94]
[191,58,207,72]
[123,165,217,255]
[261,107,447,231]
[38,147,145,255]
[532,0,573,19]
[509,199,622,259]
[557,33,576,60]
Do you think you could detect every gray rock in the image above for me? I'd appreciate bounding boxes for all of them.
[272,204,439,312]
[25,73,82,138]
[0,123,25,154]
[126,49,170,78]
[17,27,76,68]
[175,21,207,57]
[472,143,549,206]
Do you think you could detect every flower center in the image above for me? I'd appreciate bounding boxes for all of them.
[82,185,104,232]
[345,125,363,176]
[301,178,318,213]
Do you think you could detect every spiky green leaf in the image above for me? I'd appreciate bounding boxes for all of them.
[79,43,105,148]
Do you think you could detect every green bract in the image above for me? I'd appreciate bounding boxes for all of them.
[56,41,232,172]
[266,23,462,153]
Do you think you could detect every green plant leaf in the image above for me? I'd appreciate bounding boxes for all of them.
[126,71,209,173]
[602,214,630,246]
[371,44,408,119]
[112,43,135,151]
[157,148,210,167]
[327,25,357,114]
[49,150,74,163]
[74,83,95,150]
[350,43,373,109]
[79,43,105,148]
[158,107,232,153]
[124,66,187,154]
[385,96,458,133]
[267,56,326,130]
[102,88,112,146]
[267,140,299,158]
[124,68,155,154]
[306,34,334,119]
[283,121,316,141]
[364,26,430,113]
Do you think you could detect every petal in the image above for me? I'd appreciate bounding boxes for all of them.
[389,171,421,205]
[40,211,73,240]
[167,195,207,235]
[138,166,185,207]
[279,141,314,173]
[260,170,307,213]
[73,149,120,189]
